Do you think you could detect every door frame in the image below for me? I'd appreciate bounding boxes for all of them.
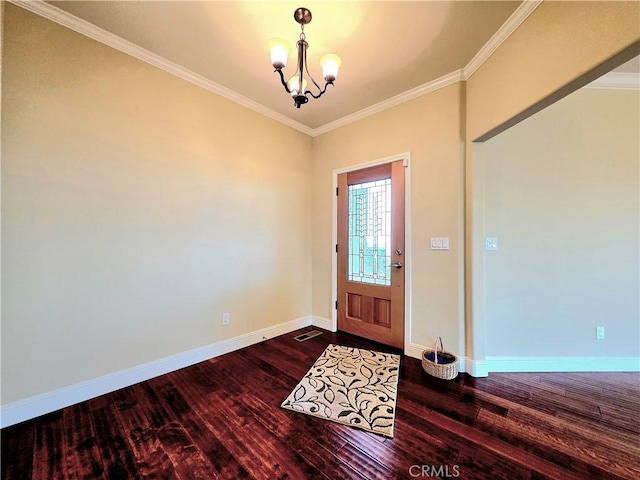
[331,152,412,354]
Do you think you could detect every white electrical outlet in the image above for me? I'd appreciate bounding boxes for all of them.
[596,326,605,340]
[222,313,230,326]
[485,237,498,251]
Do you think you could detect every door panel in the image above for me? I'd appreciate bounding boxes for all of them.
[337,161,405,348]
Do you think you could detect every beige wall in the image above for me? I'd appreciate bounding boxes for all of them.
[466,1,640,143]
[1,5,312,404]
[483,88,639,357]
[465,0,639,361]
[312,84,465,354]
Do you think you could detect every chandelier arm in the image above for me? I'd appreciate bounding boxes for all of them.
[302,44,323,93]
[275,68,292,94]
[305,81,334,99]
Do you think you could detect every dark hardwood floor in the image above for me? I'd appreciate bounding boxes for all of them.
[2,328,639,479]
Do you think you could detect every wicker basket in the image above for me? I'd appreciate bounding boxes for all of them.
[421,337,459,380]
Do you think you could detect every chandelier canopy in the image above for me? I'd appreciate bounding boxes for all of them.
[268,7,341,108]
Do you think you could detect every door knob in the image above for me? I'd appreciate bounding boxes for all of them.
[392,262,403,269]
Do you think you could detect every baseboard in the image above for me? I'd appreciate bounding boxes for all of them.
[0,316,313,428]
[405,342,425,360]
[405,342,488,377]
[406,345,639,376]
[14,325,630,427]
[464,358,489,377]
[311,316,333,331]
[487,356,640,373]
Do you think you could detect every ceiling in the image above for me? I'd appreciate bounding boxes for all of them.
[614,55,640,73]
[45,1,522,130]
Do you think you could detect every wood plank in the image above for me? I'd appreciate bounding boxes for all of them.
[239,392,369,480]
[598,403,640,433]
[477,408,639,479]
[63,403,106,480]
[554,408,640,447]
[488,371,567,396]
[171,366,286,479]
[454,449,531,480]
[425,410,585,480]
[171,356,332,479]
[392,408,462,466]
[132,379,221,479]
[209,391,329,480]
[464,385,640,455]
[398,380,481,423]
[88,396,141,480]
[1,420,35,480]
[32,411,67,480]
[110,387,178,479]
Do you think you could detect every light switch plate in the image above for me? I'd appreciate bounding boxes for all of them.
[430,237,449,251]
[485,237,498,251]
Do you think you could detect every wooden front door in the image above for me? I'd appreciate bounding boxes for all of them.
[337,161,405,349]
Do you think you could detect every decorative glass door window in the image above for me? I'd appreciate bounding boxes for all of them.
[347,178,392,285]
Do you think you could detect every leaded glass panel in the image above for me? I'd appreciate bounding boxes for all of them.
[347,178,391,285]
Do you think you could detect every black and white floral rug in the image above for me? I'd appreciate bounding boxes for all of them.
[281,344,400,437]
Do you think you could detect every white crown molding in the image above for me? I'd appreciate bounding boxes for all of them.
[315,0,545,135]
[463,0,544,80]
[312,70,465,137]
[313,0,545,134]
[8,0,314,136]
[584,72,640,90]
[10,0,545,137]
[0,316,314,428]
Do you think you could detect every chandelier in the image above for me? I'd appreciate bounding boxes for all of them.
[268,7,342,108]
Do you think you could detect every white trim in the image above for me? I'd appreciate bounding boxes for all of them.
[0,1,4,411]
[584,72,640,90]
[406,342,426,360]
[463,0,544,80]
[313,71,464,137]
[311,316,333,332]
[10,0,544,136]
[8,0,313,136]
[0,316,312,428]
[403,157,413,354]
[487,356,640,373]
[456,141,466,368]
[465,358,489,377]
[331,153,412,352]
[332,152,412,176]
[405,351,640,375]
